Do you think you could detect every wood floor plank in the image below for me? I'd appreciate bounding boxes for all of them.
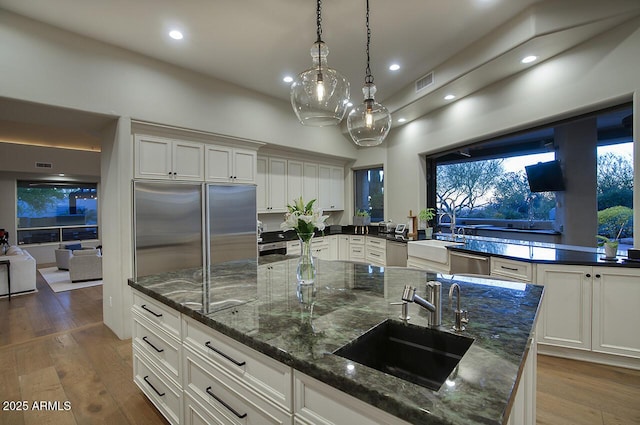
[0,348,24,425]
[18,366,76,425]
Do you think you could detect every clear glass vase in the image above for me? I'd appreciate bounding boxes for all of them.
[296,233,316,285]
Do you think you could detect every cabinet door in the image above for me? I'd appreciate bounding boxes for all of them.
[268,158,288,213]
[256,157,269,212]
[135,135,173,180]
[338,236,350,260]
[287,160,304,203]
[205,145,233,182]
[592,267,640,358]
[303,163,318,203]
[536,264,592,350]
[173,140,204,180]
[330,166,344,210]
[317,165,332,210]
[232,148,257,183]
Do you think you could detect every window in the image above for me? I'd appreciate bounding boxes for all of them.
[429,105,633,245]
[17,181,98,244]
[354,167,384,222]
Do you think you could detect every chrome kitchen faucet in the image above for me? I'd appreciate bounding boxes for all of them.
[448,283,469,332]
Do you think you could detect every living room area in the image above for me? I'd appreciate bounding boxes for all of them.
[0,136,104,299]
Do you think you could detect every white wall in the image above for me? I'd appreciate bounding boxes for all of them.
[383,17,640,243]
[0,11,358,160]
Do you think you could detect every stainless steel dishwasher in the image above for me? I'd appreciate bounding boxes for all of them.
[449,251,490,275]
[386,241,408,267]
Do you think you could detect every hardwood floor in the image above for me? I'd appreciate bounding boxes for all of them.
[1,269,639,425]
[0,268,167,425]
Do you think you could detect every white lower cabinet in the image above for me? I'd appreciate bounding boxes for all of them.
[349,236,366,262]
[365,237,386,266]
[134,348,183,425]
[536,264,592,350]
[338,235,350,260]
[505,333,537,425]
[293,371,410,425]
[592,267,640,358]
[490,257,534,282]
[536,264,640,365]
[183,348,292,425]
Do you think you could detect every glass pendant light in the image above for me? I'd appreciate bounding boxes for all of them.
[347,0,391,146]
[290,0,350,127]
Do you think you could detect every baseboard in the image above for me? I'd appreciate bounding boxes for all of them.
[538,343,640,370]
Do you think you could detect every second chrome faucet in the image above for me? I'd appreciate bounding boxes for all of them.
[401,282,442,327]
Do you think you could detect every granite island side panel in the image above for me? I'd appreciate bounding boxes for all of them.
[129,257,543,425]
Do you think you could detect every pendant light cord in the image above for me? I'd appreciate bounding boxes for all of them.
[365,0,373,84]
[316,0,323,76]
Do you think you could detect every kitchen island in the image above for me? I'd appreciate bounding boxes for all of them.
[129,257,543,425]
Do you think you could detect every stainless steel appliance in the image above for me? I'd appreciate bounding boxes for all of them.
[386,240,407,267]
[133,181,257,277]
[449,251,490,275]
[378,221,396,233]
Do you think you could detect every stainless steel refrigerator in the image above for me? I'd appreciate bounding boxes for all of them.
[133,181,257,277]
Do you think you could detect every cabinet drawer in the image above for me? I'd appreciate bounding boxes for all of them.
[134,349,183,425]
[365,237,386,250]
[294,371,410,425]
[182,316,292,411]
[132,291,181,339]
[491,258,533,282]
[365,247,386,265]
[183,349,292,424]
[349,245,365,260]
[349,236,365,245]
[133,312,181,382]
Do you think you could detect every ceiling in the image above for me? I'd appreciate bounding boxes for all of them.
[1,0,640,151]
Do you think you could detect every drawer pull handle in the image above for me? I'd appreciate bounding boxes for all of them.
[141,304,163,318]
[206,386,247,419]
[204,341,246,366]
[143,375,165,397]
[142,336,164,353]
[500,266,519,271]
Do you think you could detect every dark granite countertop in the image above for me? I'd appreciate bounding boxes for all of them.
[442,236,640,267]
[129,257,543,425]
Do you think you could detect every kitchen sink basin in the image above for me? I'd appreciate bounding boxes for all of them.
[407,239,464,264]
[333,320,473,391]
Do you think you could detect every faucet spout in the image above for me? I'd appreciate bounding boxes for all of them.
[401,285,440,326]
[448,283,469,332]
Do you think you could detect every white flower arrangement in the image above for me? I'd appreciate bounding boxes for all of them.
[280,197,328,240]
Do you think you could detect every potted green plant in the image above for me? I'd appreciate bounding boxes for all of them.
[418,208,436,239]
[596,235,619,259]
[353,209,371,227]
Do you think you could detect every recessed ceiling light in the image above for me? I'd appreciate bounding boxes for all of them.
[521,55,537,64]
[347,102,353,107]
[444,94,456,100]
[397,118,407,123]
[283,76,293,83]
[169,30,183,40]
[389,63,400,71]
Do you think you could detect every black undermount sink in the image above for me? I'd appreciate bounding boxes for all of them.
[333,320,474,391]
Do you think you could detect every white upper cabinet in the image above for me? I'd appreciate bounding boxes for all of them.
[257,156,287,213]
[303,162,319,203]
[318,165,344,211]
[205,145,257,184]
[135,134,204,181]
[287,160,303,204]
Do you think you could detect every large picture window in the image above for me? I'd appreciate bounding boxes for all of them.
[17,181,98,244]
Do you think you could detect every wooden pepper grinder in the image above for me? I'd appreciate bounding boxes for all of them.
[408,210,418,239]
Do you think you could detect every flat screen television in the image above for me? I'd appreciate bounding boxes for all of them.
[525,160,565,192]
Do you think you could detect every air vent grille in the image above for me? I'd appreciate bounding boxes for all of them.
[415,72,434,93]
[35,162,53,169]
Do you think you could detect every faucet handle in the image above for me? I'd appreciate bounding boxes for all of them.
[461,310,469,325]
[390,301,410,322]
[401,285,415,302]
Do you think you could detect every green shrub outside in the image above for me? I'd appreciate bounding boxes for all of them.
[597,206,633,239]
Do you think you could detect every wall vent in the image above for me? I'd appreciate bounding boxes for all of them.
[415,71,434,93]
[35,162,53,169]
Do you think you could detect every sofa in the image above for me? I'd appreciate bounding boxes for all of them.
[0,246,37,297]
[69,248,102,283]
